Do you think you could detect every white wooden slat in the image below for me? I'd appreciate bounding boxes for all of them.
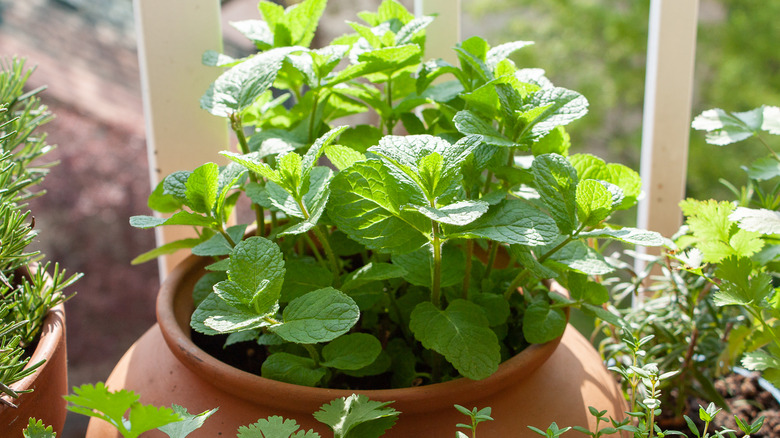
[637,0,700,239]
[415,0,461,63]
[134,0,229,279]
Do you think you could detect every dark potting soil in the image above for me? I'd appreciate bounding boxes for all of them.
[190,330,407,390]
[659,372,780,437]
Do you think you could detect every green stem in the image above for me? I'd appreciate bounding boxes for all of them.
[308,89,320,143]
[313,226,341,288]
[230,112,264,237]
[431,221,443,309]
[303,234,326,267]
[483,241,499,281]
[303,344,320,366]
[463,240,473,299]
[756,134,780,162]
[385,74,394,135]
[748,306,780,347]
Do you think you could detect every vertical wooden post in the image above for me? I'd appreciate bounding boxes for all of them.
[415,0,461,63]
[134,0,229,279]
[637,0,699,239]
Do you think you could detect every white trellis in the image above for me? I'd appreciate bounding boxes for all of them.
[134,0,699,279]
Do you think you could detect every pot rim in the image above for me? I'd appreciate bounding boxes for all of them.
[157,252,564,412]
[0,303,66,407]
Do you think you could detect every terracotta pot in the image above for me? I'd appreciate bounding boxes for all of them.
[0,304,68,435]
[88,254,627,437]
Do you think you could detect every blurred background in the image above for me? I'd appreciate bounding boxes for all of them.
[0,0,777,436]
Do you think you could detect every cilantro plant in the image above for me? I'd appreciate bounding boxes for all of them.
[131,0,664,387]
[673,106,780,386]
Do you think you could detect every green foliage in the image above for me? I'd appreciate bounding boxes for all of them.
[22,418,57,438]
[131,0,664,387]
[0,57,81,404]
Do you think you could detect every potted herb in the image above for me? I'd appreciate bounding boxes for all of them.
[0,57,80,435]
[95,1,665,436]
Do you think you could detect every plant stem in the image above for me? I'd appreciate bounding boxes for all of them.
[463,240,473,299]
[384,74,394,135]
[230,112,265,237]
[483,241,499,281]
[756,134,780,162]
[308,89,320,143]
[431,220,443,308]
[303,344,320,366]
[303,233,326,267]
[313,225,341,288]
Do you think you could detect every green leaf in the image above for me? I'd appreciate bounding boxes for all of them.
[162,170,190,202]
[341,262,407,292]
[692,106,772,146]
[192,225,246,257]
[713,256,773,307]
[328,160,429,255]
[320,333,382,370]
[313,394,399,438]
[325,144,366,170]
[158,405,218,438]
[409,300,501,380]
[486,40,534,71]
[523,299,567,344]
[453,110,514,147]
[741,350,780,371]
[746,156,780,181]
[565,273,609,305]
[578,227,669,247]
[23,418,56,438]
[261,353,326,387]
[532,154,578,234]
[229,20,273,51]
[148,179,183,213]
[516,87,588,144]
[412,200,489,226]
[237,416,320,438]
[680,199,764,262]
[548,240,614,275]
[191,292,276,335]
[65,383,183,438]
[131,238,202,265]
[282,259,334,301]
[575,179,613,226]
[729,207,780,235]
[185,163,219,214]
[447,199,559,246]
[129,212,216,229]
[391,244,465,288]
[201,47,298,117]
[223,236,286,314]
[272,287,359,344]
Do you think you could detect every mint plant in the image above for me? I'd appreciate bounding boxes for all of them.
[131,0,664,387]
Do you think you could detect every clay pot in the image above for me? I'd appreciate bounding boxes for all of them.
[88,254,627,437]
[0,304,68,435]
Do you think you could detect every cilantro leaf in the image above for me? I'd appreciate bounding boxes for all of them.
[237,416,320,438]
[313,394,399,438]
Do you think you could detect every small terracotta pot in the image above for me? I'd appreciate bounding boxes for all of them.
[0,304,68,435]
[88,254,627,437]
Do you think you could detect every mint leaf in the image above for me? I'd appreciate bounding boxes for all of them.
[548,240,614,275]
[486,41,534,71]
[453,110,514,147]
[282,259,334,301]
[272,287,359,344]
[516,87,588,144]
[185,163,219,214]
[391,245,465,288]
[261,353,327,387]
[148,179,184,213]
[409,300,500,380]
[237,416,320,438]
[191,292,277,335]
[741,350,780,372]
[522,299,566,344]
[201,47,298,117]
[325,144,366,170]
[532,154,578,234]
[448,199,559,246]
[223,236,286,315]
[313,394,399,438]
[412,200,489,226]
[192,225,246,257]
[341,262,407,292]
[578,227,669,247]
[729,207,780,235]
[131,238,202,265]
[129,212,216,229]
[320,333,382,370]
[575,179,613,226]
[328,159,429,255]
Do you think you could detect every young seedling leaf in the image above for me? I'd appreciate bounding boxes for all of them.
[575,179,613,226]
[23,418,56,438]
[237,416,320,438]
[410,300,500,380]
